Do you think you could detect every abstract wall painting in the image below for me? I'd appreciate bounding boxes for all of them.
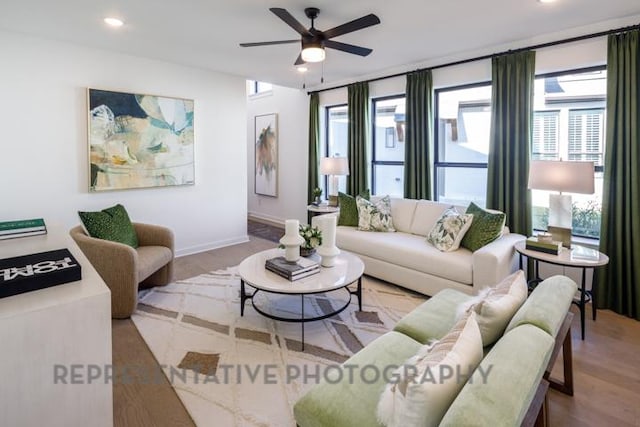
[254,113,278,197]
[88,88,195,192]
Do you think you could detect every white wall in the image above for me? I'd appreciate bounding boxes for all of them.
[246,85,309,225]
[0,31,248,256]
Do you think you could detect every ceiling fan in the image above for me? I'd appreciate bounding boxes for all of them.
[240,7,381,65]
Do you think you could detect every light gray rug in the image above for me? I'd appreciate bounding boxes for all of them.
[132,266,425,427]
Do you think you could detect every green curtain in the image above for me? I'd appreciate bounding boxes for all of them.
[307,92,320,204]
[404,70,433,199]
[597,30,640,319]
[347,82,369,195]
[486,51,535,236]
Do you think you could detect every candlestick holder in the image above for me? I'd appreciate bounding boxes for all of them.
[317,215,340,267]
[280,219,305,262]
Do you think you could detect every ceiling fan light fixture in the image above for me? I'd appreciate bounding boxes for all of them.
[301,46,325,62]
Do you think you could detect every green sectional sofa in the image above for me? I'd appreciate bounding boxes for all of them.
[294,275,577,427]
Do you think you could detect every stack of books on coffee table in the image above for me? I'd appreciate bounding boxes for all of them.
[265,256,320,281]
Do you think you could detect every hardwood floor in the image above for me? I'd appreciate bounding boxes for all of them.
[112,225,640,426]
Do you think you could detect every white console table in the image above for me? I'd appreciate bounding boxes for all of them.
[0,226,113,427]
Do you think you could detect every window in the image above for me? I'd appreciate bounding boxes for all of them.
[434,83,492,207]
[324,104,348,196]
[531,68,606,238]
[372,96,406,196]
[247,80,273,96]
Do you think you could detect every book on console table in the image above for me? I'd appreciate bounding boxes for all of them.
[525,237,562,255]
[0,218,47,240]
[265,256,319,281]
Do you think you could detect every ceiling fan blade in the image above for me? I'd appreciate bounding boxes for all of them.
[323,14,380,39]
[324,40,372,56]
[240,40,299,47]
[269,8,311,36]
[294,54,306,66]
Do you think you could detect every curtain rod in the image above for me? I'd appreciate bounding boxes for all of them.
[308,22,640,95]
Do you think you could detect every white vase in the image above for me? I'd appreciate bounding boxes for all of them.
[317,215,340,267]
[280,219,305,262]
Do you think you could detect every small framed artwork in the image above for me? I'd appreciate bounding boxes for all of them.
[87,88,195,192]
[385,127,396,148]
[255,113,278,197]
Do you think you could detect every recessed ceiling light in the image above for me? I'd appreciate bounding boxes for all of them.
[104,17,124,27]
[297,66,308,73]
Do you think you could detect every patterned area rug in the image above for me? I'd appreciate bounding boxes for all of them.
[132,267,425,427]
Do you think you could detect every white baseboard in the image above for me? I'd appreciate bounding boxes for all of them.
[175,236,250,258]
[247,212,285,229]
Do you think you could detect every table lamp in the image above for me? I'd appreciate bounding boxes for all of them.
[527,160,595,247]
[320,157,349,207]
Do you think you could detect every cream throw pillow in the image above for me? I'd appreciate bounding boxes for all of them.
[356,195,396,232]
[426,207,474,252]
[377,313,483,427]
[457,270,528,346]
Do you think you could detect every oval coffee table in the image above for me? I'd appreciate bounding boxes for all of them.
[238,248,364,349]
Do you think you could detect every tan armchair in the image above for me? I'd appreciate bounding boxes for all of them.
[70,223,174,319]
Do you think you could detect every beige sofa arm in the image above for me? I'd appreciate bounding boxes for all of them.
[69,225,139,318]
[133,223,174,251]
[472,233,526,292]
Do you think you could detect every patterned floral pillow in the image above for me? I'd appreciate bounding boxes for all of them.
[356,195,396,232]
[427,208,474,252]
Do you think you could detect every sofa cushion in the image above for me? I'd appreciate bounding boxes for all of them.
[357,195,395,232]
[377,313,483,427]
[427,208,474,252]
[338,190,370,226]
[439,324,554,427]
[409,200,451,236]
[389,198,418,233]
[460,202,506,252]
[394,288,472,344]
[505,275,578,337]
[78,204,138,248]
[458,270,528,346]
[293,331,421,427]
[337,227,473,284]
[137,246,173,282]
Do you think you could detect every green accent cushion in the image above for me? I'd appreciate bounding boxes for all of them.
[460,202,506,252]
[293,331,421,427]
[337,189,370,226]
[78,204,138,248]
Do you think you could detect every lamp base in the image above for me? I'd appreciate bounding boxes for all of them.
[328,195,338,207]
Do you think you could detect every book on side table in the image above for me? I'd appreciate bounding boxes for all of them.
[265,256,320,281]
[525,237,562,255]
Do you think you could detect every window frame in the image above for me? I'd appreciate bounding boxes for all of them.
[371,94,406,195]
[533,65,606,176]
[433,81,492,206]
[323,103,348,198]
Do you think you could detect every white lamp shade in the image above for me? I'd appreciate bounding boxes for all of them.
[320,157,349,176]
[528,160,595,194]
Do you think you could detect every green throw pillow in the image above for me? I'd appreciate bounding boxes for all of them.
[460,202,506,252]
[338,189,371,226]
[78,204,139,248]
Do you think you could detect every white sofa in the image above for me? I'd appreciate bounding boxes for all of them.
[314,198,525,297]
